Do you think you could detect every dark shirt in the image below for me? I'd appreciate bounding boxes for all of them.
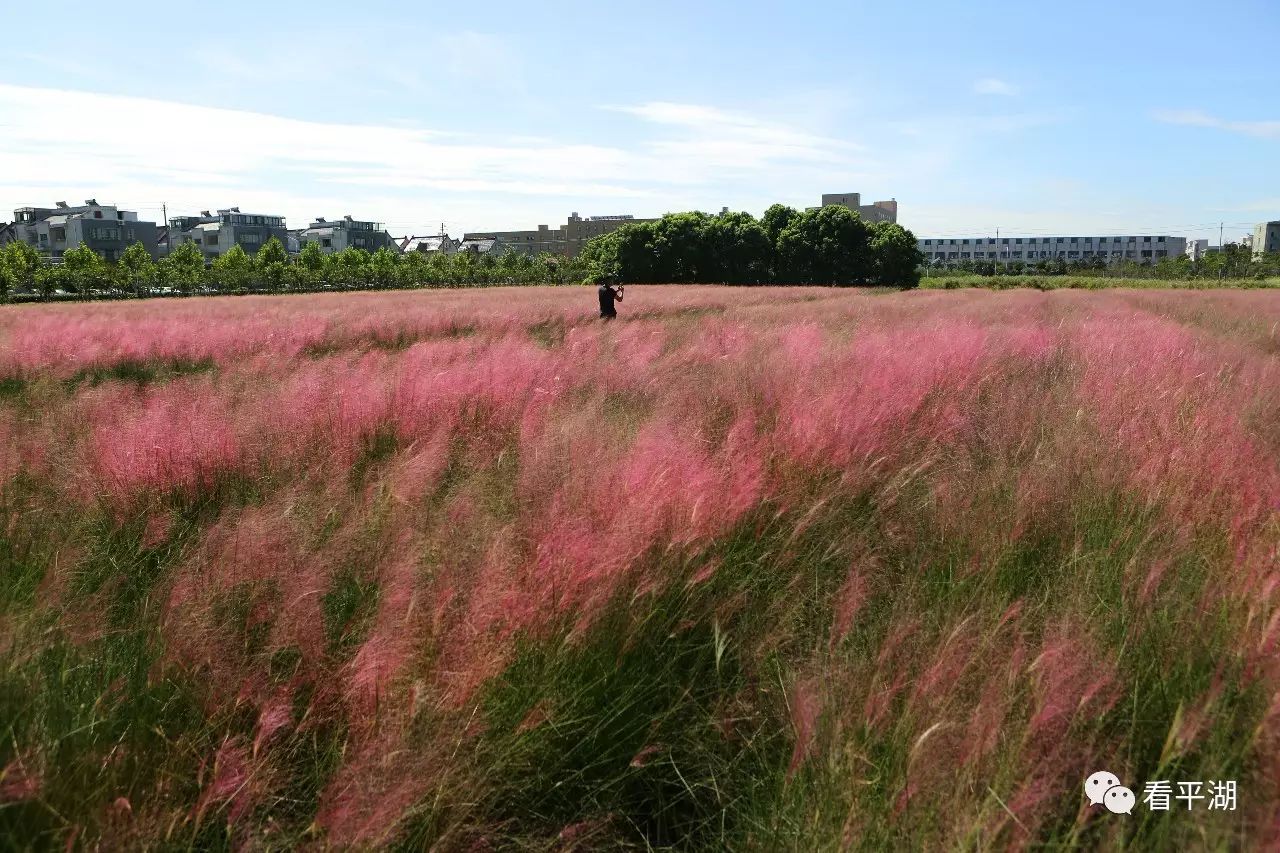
[598,284,617,316]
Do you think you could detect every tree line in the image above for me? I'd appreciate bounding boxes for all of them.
[0,205,928,301]
[579,204,924,287]
[0,239,597,300]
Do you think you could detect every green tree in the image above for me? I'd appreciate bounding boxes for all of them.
[255,237,289,291]
[0,241,42,299]
[209,244,254,292]
[705,211,771,284]
[330,247,372,288]
[34,263,69,299]
[370,247,400,288]
[580,222,658,284]
[117,242,157,295]
[761,203,800,249]
[868,222,924,287]
[61,245,109,294]
[297,241,326,288]
[650,212,716,282]
[776,205,872,285]
[159,242,206,294]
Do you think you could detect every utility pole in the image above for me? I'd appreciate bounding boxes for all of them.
[161,202,168,256]
[1220,221,1225,280]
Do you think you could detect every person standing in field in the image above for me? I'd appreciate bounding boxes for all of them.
[598,282,623,320]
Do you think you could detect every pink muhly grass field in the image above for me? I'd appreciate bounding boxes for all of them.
[1,285,1279,849]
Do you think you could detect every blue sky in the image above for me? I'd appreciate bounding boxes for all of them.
[0,0,1275,243]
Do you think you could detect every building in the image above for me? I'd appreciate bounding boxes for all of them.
[11,200,161,261]
[169,207,288,260]
[399,234,460,255]
[458,236,510,256]
[1186,239,1209,261]
[0,222,17,248]
[464,211,658,258]
[808,193,899,224]
[1253,222,1280,259]
[917,234,1188,264]
[300,216,396,254]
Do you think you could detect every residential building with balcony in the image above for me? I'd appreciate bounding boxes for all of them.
[917,234,1188,264]
[11,200,161,261]
[169,207,288,260]
[299,216,396,254]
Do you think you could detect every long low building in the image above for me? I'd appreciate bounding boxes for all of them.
[918,234,1187,264]
[464,211,659,258]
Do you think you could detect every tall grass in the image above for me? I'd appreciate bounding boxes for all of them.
[1,285,1278,848]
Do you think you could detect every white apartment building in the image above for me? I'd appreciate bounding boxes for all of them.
[918,234,1187,264]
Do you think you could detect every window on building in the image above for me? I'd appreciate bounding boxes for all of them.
[1157,236,1166,243]
[93,211,103,219]
[322,239,332,247]
[1056,237,1064,243]
[1143,236,1151,243]
[1070,237,1078,243]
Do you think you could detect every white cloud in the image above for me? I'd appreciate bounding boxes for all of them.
[0,84,880,234]
[1153,109,1280,139]
[973,78,1019,97]
[430,31,523,89]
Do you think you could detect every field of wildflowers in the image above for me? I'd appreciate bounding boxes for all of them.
[1,285,1279,849]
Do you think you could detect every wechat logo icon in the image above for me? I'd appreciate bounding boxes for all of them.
[1085,770,1134,815]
